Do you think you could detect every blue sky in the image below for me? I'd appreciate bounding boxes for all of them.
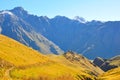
[0,0,120,21]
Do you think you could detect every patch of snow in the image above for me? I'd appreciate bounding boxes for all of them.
[73,16,87,23]
[0,10,18,20]
[0,11,14,16]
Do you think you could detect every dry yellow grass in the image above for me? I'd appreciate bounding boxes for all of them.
[109,55,120,66]
[0,34,49,67]
[98,67,120,80]
[47,53,104,75]
[10,53,97,80]
[11,62,96,80]
[0,34,102,80]
[0,68,5,78]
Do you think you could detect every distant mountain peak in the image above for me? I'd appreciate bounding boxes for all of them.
[40,16,49,20]
[12,7,26,12]
[11,7,28,17]
[54,15,70,19]
[73,16,86,23]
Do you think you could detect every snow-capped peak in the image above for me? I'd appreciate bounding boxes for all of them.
[0,11,14,16]
[73,16,86,23]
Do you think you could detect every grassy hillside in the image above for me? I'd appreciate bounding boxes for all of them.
[98,67,120,80]
[0,34,49,67]
[98,55,120,80]
[47,52,104,76]
[108,55,120,66]
[0,34,103,80]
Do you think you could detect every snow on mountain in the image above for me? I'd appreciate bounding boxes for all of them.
[0,11,14,16]
[0,8,64,54]
[0,7,120,59]
[73,16,86,23]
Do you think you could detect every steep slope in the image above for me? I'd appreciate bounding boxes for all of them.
[93,55,120,71]
[108,55,120,66]
[98,67,120,80]
[10,7,120,59]
[44,18,120,59]
[0,34,49,66]
[1,7,120,59]
[0,34,103,80]
[0,9,63,54]
[0,34,50,79]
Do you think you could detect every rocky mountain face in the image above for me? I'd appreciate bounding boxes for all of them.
[0,7,64,54]
[93,55,120,71]
[42,19,120,59]
[0,7,120,59]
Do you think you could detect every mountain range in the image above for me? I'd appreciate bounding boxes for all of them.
[0,7,120,59]
[0,7,63,54]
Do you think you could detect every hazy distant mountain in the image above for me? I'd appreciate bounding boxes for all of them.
[45,17,120,59]
[73,16,86,23]
[0,7,64,54]
[37,16,120,59]
[0,7,120,59]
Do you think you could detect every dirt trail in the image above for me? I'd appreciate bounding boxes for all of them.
[2,67,14,80]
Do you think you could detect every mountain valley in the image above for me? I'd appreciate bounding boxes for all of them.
[0,7,120,80]
[0,7,120,59]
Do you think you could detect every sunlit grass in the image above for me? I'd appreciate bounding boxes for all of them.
[0,34,49,67]
[0,34,100,80]
[0,68,5,78]
[98,67,120,80]
[11,62,95,80]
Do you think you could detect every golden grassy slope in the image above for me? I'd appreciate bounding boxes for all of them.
[98,67,120,80]
[0,34,49,67]
[11,62,96,80]
[47,52,104,76]
[109,55,120,66]
[0,34,103,80]
[10,53,99,80]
